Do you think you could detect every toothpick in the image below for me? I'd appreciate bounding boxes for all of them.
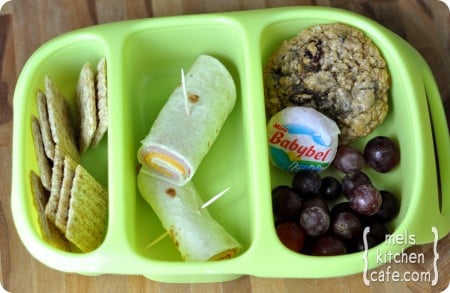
[201,186,231,209]
[145,231,169,249]
[145,186,231,249]
[181,68,190,116]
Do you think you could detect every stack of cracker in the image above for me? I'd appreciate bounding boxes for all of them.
[76,58,108,153]
[30,58,108,252]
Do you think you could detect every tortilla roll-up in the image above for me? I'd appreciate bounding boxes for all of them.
[137,168,241,261]
[137,55,236,186]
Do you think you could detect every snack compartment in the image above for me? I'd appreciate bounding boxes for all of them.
[255,7,440,277]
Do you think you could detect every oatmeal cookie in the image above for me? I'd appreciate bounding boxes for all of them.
[264,23,390,144]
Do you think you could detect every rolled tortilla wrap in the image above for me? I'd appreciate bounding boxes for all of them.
[137,55,236,186]
[137,168,241,261]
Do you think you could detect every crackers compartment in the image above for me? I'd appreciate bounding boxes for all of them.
[13,35,109,255]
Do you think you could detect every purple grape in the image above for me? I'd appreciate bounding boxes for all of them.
[292,170,321,199]
[299,206,330,236]
[311,235,347,256]
[366,221,389,242]
[364,136,400,173]
[332,145,365,173]
[329,201,353,221]
[332,211,362,240]
[272,186,302,223]
[341,171,372,198]
[353,235,379,252]
[352,221,388,252]
[319,176,342,201]
[348,184,382,216]
[374,190,400,222]
[302,197,329,212]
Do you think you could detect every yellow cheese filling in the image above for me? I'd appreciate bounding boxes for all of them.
[209,248,240,260]
[144,152,187,178]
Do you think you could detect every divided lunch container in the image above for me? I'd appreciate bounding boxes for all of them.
[11,6,450,282]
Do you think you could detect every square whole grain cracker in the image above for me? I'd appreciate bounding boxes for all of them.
[45,146,64,223]
[91,57,108,147]
[76,63,97,153]
[31,116,52,191]
[29,171,71,251]
[45,75,80,162]
[36,90,55,160]
[55,155,78,233]
[65,164,108,252]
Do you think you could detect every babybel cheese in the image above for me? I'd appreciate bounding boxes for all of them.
[267,106,340,173]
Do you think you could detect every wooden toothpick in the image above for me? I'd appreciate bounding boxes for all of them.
[145,187,231,249]
[181,68,190,116]
[144,231,169,249]
[201,186,231,209]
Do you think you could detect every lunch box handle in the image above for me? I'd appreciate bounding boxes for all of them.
[421,65,450,237]
[403,63,450,245]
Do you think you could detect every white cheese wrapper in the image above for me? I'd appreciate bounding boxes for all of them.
[137,55,236,186]
[137,168,242,261]
[268,106,340,173]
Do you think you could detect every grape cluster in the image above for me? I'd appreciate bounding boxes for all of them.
[273,136,400,256]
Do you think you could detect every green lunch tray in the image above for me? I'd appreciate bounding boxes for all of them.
[11,6,450,283]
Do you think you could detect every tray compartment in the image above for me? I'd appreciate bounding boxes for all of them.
[16,33,110,253]
[256,10,432,277]
[120,18,255,261]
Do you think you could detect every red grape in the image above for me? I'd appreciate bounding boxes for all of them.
[276,222,305,252]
